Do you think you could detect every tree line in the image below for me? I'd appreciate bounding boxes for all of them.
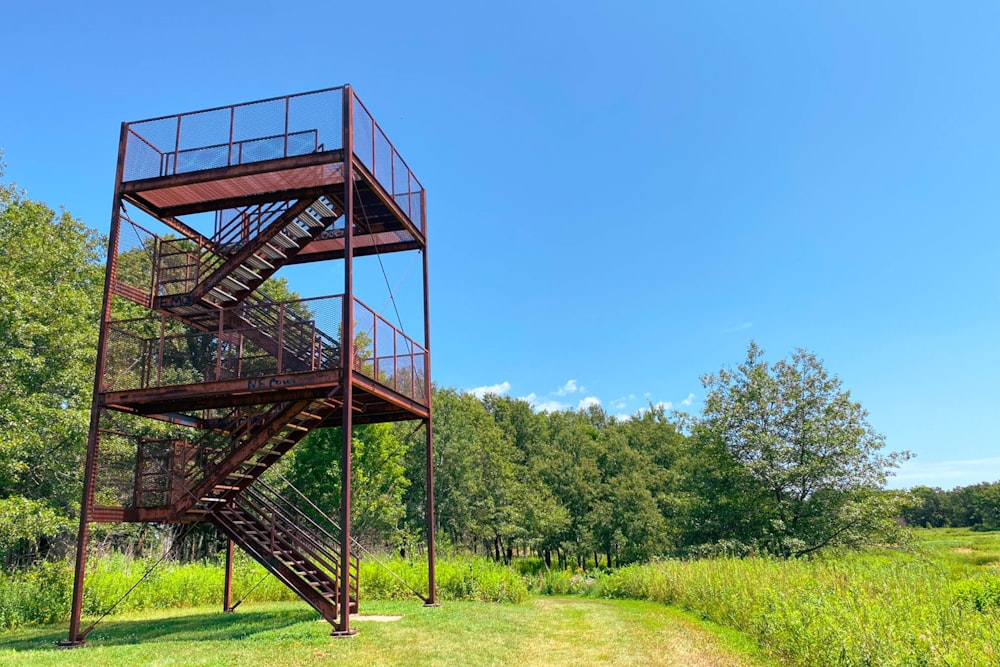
[902,483,1000,531]
[0,163,920,569]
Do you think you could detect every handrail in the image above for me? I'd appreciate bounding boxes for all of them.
[162,129,320,177]
[124,86,347,127]
[272,471,427,603]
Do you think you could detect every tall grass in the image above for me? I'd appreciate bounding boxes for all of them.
[583,548,1000,667]
[0,553,525,632]
[6,529,1000,666]
[359,555,528,603]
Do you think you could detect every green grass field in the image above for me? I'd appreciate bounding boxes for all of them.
[4,528,1000,666]
[0,598,773,667]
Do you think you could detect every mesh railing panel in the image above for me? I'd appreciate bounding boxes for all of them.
[92,430,139,508]
[351,92,425,235]
[123,88,345,182]
[114,216,157,301]
[102,296,344,392]
[93,408,198,510]
[352,299,427,404]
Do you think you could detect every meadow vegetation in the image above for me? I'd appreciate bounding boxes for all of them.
[3,530,1000,666]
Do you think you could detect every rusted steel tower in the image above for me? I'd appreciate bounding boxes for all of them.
[64,86,434,645]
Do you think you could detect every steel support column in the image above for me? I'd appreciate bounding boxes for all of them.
[333,85,357,638]
[62,123,130,648]
[421,193,438,607]
[223,539,234,612]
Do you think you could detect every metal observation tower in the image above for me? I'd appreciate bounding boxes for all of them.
[64,85,435,645]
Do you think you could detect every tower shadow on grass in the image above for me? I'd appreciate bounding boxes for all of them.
[0,607,320,653]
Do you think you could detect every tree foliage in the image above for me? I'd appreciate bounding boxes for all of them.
[692,342,910,556]
[0,163,104,562]
[0,160,920,570]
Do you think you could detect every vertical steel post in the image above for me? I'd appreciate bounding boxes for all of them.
[62,122,130,647]
[223,538,234,612]
[421,190,437,606]
[333,85,357,637]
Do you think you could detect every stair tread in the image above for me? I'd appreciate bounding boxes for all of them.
[310,199,337,219]
[262,243,288,258]
[208,286,236,301]
[245,255,274,270]
[285,221,311,238]
[220,276,250,292]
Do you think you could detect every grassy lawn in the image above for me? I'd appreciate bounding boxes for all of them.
[0,598,773,667]
[914,527,1000,571]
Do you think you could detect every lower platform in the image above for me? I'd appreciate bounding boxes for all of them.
[101,369,428,424]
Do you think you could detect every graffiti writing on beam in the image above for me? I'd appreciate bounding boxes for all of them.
[158,294,194,308]
[246,377,299,390]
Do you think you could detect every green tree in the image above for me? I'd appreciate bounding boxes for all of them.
[695,342,909,557]
[0,166,102,501]
[483,395,570,562]
[0,161,104,561]
[285,423,411,547]
[901,485,949,528]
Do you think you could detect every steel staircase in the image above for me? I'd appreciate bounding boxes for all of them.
[154,196,343,310]
[139,199,360,624]
[175,396,343,516]
[212,479,358,624]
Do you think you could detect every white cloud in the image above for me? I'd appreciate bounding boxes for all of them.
[533,399,571,413]
[555,379,583,396]
[723,321,753,333]
[518,392,538,403]
[468,381,511,399]
[680,393,695,407]
[610,397,629,411]
[577,396,601,410]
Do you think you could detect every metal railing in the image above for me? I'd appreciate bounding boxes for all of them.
[103,294,427,404]
[121,86,424,235]
[351,91,425,234]
[123,87,345,182]
[104,295,342,391]
[353,298,428,404]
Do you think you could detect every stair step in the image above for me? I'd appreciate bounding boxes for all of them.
[245,255,274,270]
[231,266,260,283]
[226,472,254,480]
[299,411,323,420]
[310,199,337,219]
[220,276,250,292]
[199,497,227,503]
[299,210,325,227]
[270,233,299,249]
[261,243,287,260]
[213,485,241,491]
[208,286,236,302]
[284,221,311,238]
[285,423,309,432]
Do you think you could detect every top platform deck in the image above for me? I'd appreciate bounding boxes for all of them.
[120,86,425,242]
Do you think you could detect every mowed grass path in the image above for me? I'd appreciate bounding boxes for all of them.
[0,598,773,667]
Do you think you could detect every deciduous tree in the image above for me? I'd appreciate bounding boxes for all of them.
[695,342,909,556]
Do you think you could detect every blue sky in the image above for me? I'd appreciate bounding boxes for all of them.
[1,1,997,488]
